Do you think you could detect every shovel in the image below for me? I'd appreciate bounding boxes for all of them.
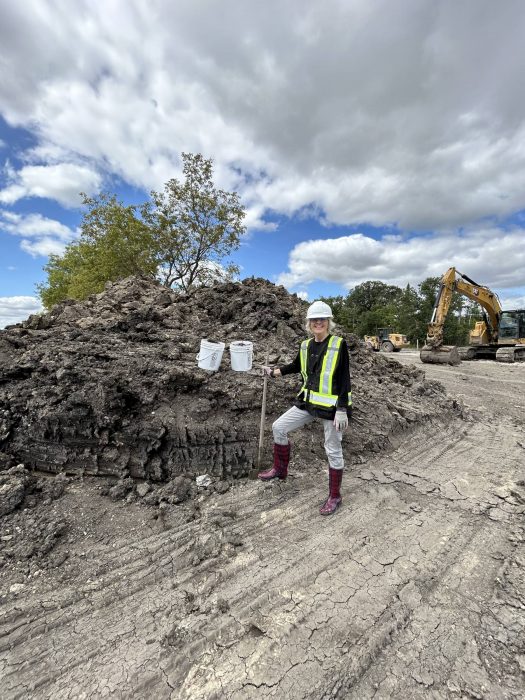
[249,353,269,479]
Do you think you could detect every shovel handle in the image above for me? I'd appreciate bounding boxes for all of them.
[257,353,269,469]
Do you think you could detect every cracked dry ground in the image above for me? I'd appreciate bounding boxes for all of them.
[1,355,524,699]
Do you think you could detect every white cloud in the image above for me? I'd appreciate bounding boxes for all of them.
[20,237,71,257]
[0,210,78,257]
[277,226,525,295]
[0,162,101,207]
[1,211,75,239]
[296,290,309,301]
[1,1,525,231]
[0,296,42,329]
[500,294,525,310]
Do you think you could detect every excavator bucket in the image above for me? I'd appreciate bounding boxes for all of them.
[420,344,461,366]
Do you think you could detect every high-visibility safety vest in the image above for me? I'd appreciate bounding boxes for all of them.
[298,335,352,409]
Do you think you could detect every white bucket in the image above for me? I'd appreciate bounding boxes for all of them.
[196,339,225,371]
[229,341,253,371]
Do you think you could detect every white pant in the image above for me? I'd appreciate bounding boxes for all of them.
[272,406,344,471]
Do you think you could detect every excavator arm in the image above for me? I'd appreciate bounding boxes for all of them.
[424,267,456,349]
[454,277,502,341]
[421,267,503,365]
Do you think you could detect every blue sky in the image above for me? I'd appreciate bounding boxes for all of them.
[2,0,525,327]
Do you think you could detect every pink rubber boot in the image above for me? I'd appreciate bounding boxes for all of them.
[320,467,342,515]
[257,443,290,481]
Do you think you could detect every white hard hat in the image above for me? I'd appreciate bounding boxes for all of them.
[306,300,333,319]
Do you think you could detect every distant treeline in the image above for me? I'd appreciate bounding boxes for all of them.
[321,280,483,346]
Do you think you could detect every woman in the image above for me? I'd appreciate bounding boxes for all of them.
[258,300,352,515]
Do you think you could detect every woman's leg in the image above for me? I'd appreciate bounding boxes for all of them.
[272,406,314,444]
[258,407,313,480]
[319,419,344,514]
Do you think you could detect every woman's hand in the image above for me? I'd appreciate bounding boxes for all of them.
[333,410,348,432]
[262,367,281,378]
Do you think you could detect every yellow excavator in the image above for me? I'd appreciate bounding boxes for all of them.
[420,267,525,365]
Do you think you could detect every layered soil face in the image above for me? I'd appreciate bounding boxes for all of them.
[0,276,463,483]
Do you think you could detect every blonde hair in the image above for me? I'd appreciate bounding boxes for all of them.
[305,318,336,335]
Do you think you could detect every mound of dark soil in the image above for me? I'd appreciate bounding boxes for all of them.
[0,276,464,486]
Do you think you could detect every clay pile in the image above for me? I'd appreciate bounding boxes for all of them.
[0,276,464,483]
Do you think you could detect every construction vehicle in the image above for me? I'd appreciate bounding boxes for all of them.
[420,267,525,365]
[364,328,410,353]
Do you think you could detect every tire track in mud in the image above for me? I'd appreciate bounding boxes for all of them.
[387,421,470,465]
[370,417,523,509]
[342,521,524,700]
[2,480,363,697]
[173,509,475,699]
[407,361,525,386]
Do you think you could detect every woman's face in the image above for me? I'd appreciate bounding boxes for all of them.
[310,318,328,334]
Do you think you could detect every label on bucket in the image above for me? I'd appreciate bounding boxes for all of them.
[197,339,225,371]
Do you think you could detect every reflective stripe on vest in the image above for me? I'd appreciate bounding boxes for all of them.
[298,335,352,408]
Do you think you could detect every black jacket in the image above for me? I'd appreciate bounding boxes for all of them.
[279,335,352,420]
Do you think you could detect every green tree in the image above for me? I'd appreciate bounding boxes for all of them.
[397,284,420,340]
[38,243,87,309]
[347,280,403,313]
[142,153,245,291]
[38,194,156,308]
[348,281,403,337]
[357,306,400,337]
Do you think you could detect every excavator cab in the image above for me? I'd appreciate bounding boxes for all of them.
[469,320,491,346]
[498,310,525,343]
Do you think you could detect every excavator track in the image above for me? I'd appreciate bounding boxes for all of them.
[457,346,478,360]
[495,345,525,363]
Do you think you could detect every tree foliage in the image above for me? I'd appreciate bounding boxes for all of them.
[38,153,246,308]
[346,280,404,313]
[38,194,156,308]
[141,153,245,291]
[323,277,482,346]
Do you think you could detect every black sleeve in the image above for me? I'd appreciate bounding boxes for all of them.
[279,349,302,376]
[335,340,351,409]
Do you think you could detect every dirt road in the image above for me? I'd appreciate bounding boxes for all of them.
[1,354,524,698]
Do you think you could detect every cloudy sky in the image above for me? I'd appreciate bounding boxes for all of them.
[1,0,525,327]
